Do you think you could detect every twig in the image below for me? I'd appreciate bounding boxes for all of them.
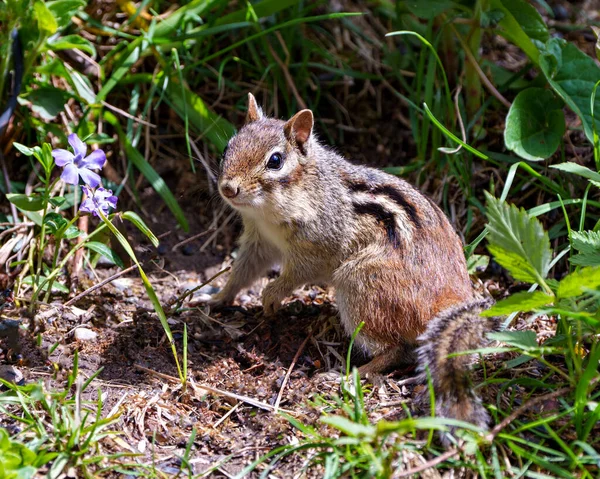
[396,448,459,477]
[274,334,311,413]
[64,264,138,306]
[199,211,236,252]
[168,266,230,311]
[171,228,216,252]
[485,386,570,442]
[101,100,157,128]
[213,403,240,429]
[449,24,511,109]
[486,377,600,442]
[267,39,307,110]
[134,364,295,414]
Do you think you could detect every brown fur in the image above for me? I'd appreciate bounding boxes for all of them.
[211,94,499,437]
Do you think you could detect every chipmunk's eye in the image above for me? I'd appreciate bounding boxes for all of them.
[266,152,283,170]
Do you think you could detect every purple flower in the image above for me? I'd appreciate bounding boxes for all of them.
[52,133,106,188]
[79,186,118,217]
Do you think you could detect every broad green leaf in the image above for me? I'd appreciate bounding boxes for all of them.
[47,35,96,57]
[47,0,86,28]
[485,192,552,284]
[152,0,214,37]
[84,241,125,268]
[569,231,600,267]
[48,196,66,208]
[34,0,58,35]
[539,38,600,144]
[488,330,538,350]
[504,88,565,161]
[482,291,554,316]
[6,193,44,212]
[12,142,35,156]
[551,162,600,188]
[121,211,159,247]
[498,0,549,42]
[320,416,375,437]
[43,212,68,235]
[104,111,189,231]
[490,0,542,63]
[557,266,600,298]
[21,86,70,121]
[403,0,456,19]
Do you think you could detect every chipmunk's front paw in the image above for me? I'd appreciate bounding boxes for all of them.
[206,291,233,309]
[262,282,288,315]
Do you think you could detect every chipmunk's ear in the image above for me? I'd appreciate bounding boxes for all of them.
[284,109,313,151]
[246,93,263,123]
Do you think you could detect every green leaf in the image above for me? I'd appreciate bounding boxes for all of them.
[550,162,600,188]
[320,416,375,437]
[46,0,86,28]
[104,111,189,231]
[6,193,44,212]
[34,0,58,35]
[84,241,124,268]
[48,197,66,208]
[497,0,549,42]
[404,0,456,19]
[467,254,490,274]
[12,142,35,156]
[540,38,600,144]
[488,330,538,350]
[569,231,600,267]
[21,86,70,121]
[47,35,96,57]
[557,266,600,298]
[43,212,68,235]
[121,211,159,247]
[482,291,554,316]
[504,88,565,161]
[485,192,552,284]
[490,0,543,63]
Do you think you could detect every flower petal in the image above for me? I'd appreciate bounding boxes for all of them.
[68,133,87,158]
[60,163,80,185]
[106,195,118,210]
[81,185,94,197]
[79,197,97,215]
[82,149,106,170]
[78,168,101,188]
[52,149,74,167]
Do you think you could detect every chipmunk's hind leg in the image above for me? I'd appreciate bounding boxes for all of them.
[333,244,427,375]
[357,342,417,376]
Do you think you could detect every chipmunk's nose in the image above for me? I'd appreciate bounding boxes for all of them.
[220,182,240,199]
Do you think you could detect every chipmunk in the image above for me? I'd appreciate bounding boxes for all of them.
[210,93,501,431]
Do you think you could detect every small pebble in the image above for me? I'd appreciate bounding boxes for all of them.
[157,244,168,255]
[182,245,195,256]
[74,327,97,341]
[0,365,24,385]
[194,293,212,303]
[552,4,568,21]
[238,294,251,304]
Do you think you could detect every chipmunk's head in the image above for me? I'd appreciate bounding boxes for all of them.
[218,93,315,215]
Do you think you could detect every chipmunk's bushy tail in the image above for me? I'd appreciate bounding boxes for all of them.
[416,298,501,431]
